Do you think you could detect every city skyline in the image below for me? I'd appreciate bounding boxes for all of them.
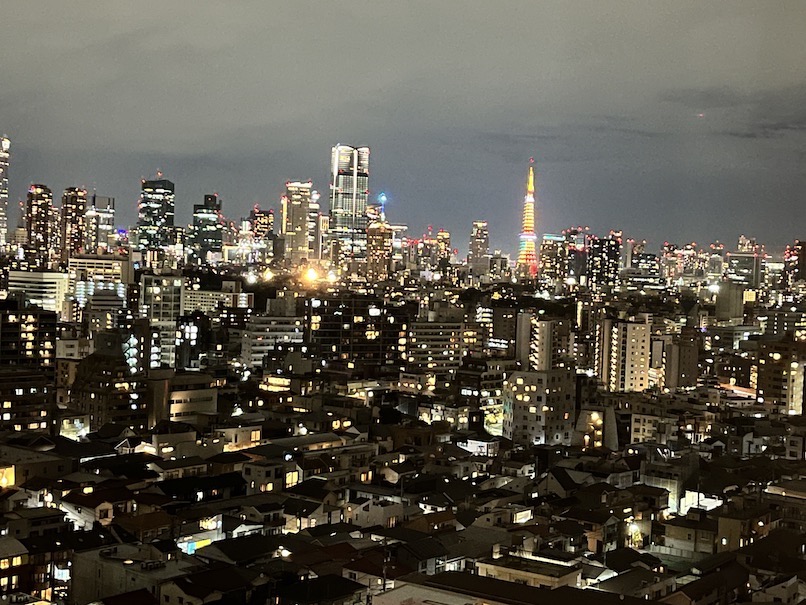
[0,5,805,603]
[1,3,805,255]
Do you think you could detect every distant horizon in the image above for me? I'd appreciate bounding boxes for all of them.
[3,145,798,260]
[2,3,805,257]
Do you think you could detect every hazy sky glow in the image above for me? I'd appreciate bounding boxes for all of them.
[2,1,805,254]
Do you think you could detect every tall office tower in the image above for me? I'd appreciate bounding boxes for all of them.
[25,184,55,268]
[563,226,590,286]
[281,180,314,265]
[726,234,764,288]
[538,234,566,289]
[84,193,116,253]
[737,234,758,253]
[516,159,538,278]
[467,220,490,283]
[435,229,451,272]
[137,176,175,252]
[625,238,645,269]
[784,240,806,290]
[597,316,650,392]
[308,190,323,260]
[0,136,9,246]
[366,208,393,282]
[587,230,622,294]
[706,241,725,280]
[60,187,88,261]
[250,204,274,239]
[190,193,223,264]
[329,144,370,264]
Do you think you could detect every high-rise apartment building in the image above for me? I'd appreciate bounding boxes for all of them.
[515,313,572,371]
[597,316,650,392]
[139,273,184,367]
[757,336,806,416]
[502,367,575,447]
[137,177,175,252]
[25,184,54,268]
[306,293,409,367]
[0,295,57,380]
[329,145,370,263]
[0,136,9,246]
[281,180,314,266]
[60,187,88,261]
[71,331,149,431]
[405,321,463,376]
[0,368,54,433]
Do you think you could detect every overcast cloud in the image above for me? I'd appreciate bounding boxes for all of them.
[2,1,805,254]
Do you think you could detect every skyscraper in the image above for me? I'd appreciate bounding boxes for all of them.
[468,220,490,284]
[281,180,314,266]
[538,234,566,290]
[366,207,393,282]
[308,190,323,260]
[190,193,223,264]
[329,145,370,264]
[250,204,274,240]
[137,176,175,252]
[516,159,538,278]
[587,230,622,294]
[25,184,54,268]
[61,187,88,261]
[84,193,116,253]
[0,136,9,247]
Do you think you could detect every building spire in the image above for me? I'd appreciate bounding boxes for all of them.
[527,157,535,195]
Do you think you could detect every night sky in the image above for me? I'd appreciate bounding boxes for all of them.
[2,2,805,255]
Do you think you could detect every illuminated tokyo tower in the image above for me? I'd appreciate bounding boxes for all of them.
[517,158,538,278]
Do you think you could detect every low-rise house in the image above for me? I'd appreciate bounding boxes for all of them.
[160,566,266,605]
[0,537,28,595]
[342,550,414,594]
[60,487,138,529]
[155,472,247,503]
[70,543,197,605]
[596,567,677,600]
[147,457,206,481]
[275,574,366,605]
[660,561,748,605]
[475,554,582,589]
[662,508,718,556]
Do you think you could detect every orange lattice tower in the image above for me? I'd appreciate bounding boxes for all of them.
[517,158,538,278]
